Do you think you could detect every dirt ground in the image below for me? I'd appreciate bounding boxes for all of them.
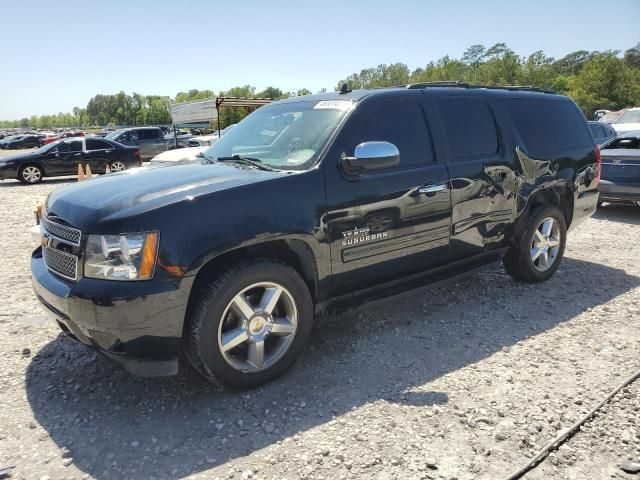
[0,159,638,480]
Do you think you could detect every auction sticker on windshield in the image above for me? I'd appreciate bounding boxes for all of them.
[313,100,354,111]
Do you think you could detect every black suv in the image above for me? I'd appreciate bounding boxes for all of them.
[31,84,600,389]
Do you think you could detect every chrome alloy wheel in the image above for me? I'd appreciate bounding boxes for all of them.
[531,217,561,272]
[217,282,298,372]
[22,166,41,183]
[110,161,126,172]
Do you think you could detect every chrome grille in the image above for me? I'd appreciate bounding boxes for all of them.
[43,247,78,281]
[41,215,82,246]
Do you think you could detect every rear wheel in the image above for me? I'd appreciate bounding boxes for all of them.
[185,259,313,389]
[109,161,126,172]
[503,205,567,283]
[19,164,43,184]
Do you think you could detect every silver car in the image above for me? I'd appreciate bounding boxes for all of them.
[105,127,167,161]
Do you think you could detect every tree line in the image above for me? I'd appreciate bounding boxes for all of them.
[2,42,639,129]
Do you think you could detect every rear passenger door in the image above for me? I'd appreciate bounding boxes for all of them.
[324,96,452,294]
[138,128,164,160]
[85,138,115,172]
[432,96,517,259]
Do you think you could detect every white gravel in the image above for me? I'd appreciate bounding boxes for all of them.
[0,170,639,480]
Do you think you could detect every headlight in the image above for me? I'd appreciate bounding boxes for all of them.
[84,232,158,281]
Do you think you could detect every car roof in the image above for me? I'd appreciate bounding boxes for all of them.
[273,83,565,107]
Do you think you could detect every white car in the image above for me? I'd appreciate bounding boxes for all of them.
[611,107,640,134]
[148,146,207,165]
[187,134,219,147]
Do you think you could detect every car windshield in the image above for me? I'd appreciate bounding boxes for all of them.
[615,110,640,124]
[600,113,622,123]
[201,100,353,171]
[104,129,125,140]
[32,140,63,154]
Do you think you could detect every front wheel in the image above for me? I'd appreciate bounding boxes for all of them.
[19,164,43,184]
[185,259,313,389]
[503,205,567,283]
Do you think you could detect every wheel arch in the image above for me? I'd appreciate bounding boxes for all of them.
[525,184,574,228]
[186,238,320,313]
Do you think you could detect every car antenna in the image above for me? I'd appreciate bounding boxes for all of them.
[339,83,352,95]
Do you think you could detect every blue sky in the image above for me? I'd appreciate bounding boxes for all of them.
[1,0,638,119]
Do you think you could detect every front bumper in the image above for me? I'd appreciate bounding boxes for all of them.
[0,163,18,179]
[31,247,194,376]
[598,180,640,205]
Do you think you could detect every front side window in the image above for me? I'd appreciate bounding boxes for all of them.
[346,99,434,169]
[202,100,351,171]
[68,140,83,152]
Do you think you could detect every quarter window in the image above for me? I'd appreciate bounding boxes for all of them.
[347,99,434,169]
[438,97,499,160]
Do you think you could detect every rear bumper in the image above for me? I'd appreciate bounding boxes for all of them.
[598,180,640,204]
[31,247,194,376]
[570,189,599,230]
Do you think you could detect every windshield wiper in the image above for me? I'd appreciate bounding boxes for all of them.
[215,155,277,171]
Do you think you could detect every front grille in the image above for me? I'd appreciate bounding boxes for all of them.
[43,247,78,281]
[41,215,82,246]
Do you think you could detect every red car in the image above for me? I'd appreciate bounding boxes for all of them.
[40,130,84,145]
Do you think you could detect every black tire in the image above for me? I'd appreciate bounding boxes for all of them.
[185,259,313,389]
[503,204,567,283]
[18,164,44,184]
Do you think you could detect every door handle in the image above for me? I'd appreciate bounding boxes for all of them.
[418,183,448,194]
[72,153,82,157]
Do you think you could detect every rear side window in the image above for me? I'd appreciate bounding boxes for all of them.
[589,124,604,138]
[86,139,112,150]
[139,128,160,140]
[347,99,434,169]
[504,98,593,151]
[438,97,499,160]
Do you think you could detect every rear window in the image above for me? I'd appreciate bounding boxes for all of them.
[589,123,604,138]
[438,97,499,160]
[602,137,640,150]
[504,98,593,152]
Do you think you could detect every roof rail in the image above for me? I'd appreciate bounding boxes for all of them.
[405,81,554,94]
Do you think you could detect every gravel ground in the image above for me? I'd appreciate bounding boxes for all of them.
[0,168,639,480]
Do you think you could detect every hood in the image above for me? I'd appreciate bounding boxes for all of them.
[45,161,283,230]
[0,151,39,163]
[149,146,206,163]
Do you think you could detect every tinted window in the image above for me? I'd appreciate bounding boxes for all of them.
[438,97,499,160]
[602,137,640,150]
[347,99,433,168]
[68,140,83,152]
[504,98,593,151]
[589,123,604,138]
[86,139,112,150]
[139,128,160,140]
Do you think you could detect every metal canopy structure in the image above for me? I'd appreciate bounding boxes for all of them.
[170,96,272,137]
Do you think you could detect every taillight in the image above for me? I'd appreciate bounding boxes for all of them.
[594,144,601,186]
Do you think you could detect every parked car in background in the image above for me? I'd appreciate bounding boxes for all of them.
[164,132,193,150]
[611,108,640,135]
[593,109,609,120]
[598,131,640,207]
[599,110,625,124]
[0,135,41,149]
[31,85,600,388]
[41,130,85,145]
[588,121,617,146]
[148,146,206,165]
[105,127,166,160]
[0,137,141,184]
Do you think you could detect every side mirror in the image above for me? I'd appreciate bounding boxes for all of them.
[341,141,400,174]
